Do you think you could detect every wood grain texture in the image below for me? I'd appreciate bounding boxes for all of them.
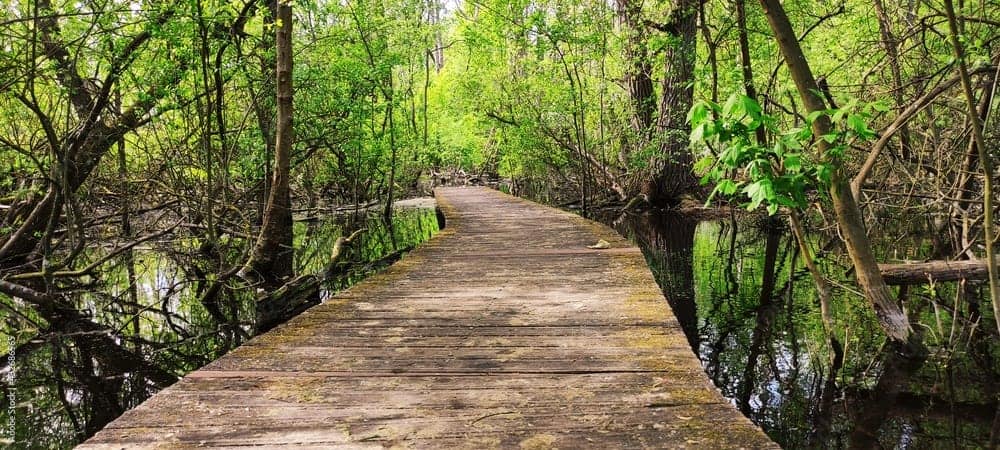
[79,186,776,449]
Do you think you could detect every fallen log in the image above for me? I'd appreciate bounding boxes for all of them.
[255,273,321,333]
[256,228,367,333]
[879,258,995,285]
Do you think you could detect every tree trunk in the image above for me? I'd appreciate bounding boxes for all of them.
[251,0,278,225]
[872,0,912,160]
[384,74,398,222]
[736,0,766,145]
[942,0,1000,337]
[616,0,655,135]
[647,0,699,205]
[241,0,294,287]
[757,0,923,353]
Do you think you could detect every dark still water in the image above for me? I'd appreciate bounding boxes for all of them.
[0,205,439,449]
[609,212,999,449]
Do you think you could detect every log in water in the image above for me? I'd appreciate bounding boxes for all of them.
[879,258,996,285]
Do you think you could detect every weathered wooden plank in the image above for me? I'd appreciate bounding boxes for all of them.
[239,333,683,348]
[271,323,680,335]
[79,186,775,449]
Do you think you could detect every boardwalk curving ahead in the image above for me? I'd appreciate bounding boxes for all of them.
[81,187,775,449]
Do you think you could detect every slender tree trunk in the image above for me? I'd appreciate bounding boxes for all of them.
[942,0,1000,336]
[872,0,912,160]
[241,0,294,287]
[196,0,217,246]
[214,46,230,211]
[757,0,923,354]
[429,0,444,70]
[423,45,430,147]
[250,0,278,226]
[384,74,398,222]
[952,68,996,259]
[114,87,141,350]
[736,0,766,145]
[699,0,718,104]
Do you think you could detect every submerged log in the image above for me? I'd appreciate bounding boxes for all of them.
[257,228,367,333]
[879,258,996,285]
[255,274,321,333]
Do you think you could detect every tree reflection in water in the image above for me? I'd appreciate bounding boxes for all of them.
[0,207,439,449]
[610,211,999,449]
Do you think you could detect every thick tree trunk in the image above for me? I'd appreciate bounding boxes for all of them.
[647,0,699,205]
[241,0,294,287]
[616,0,655,135]
[251,0,278,225]
[757,0,922,352]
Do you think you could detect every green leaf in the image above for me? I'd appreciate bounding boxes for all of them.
[847,113,876,139]
[816,163,833,185]
[690,123,706,143]
[831,107,847,123]
[828,144,846,159]
[743,178,774,211]
[706,179,738,205]
[722,94,741,117]
[743,181,762,210]
[693,155,716,173]
[784,154,802,172]
[806,110,825,123]
[781,135,803,150]
[688,102,710,125]
[847,114,866,133]
[795,127,813,141]
[741,95,762,119]
[717,179,739,195]
[719,146,739,166]
[870,101,891,113]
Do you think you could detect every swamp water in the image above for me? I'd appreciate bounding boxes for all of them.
[610,212,999,449]
[0,205,439,448]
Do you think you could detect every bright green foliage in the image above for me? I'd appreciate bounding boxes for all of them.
[690,94,881,215]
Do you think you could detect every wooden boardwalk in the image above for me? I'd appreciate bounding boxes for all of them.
[80,187,775,449]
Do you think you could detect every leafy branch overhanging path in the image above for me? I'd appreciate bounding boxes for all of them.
[79,187,775,448]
